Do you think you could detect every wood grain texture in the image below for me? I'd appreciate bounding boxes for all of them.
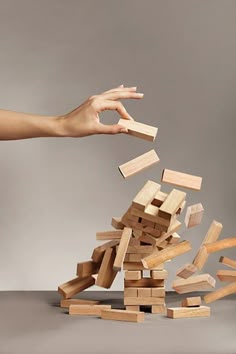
[161,169,202,191]
[69,304,111,315]
[172,274,216,294]
[124,278,164,288]
[58,276,95,299]
[76,260,100,277]
[101,309,145,323]
[181,296,201,307]
[96,247,118,288]
[113,227,132,270]
[124,296,165,305]
[132,180,160,211]
[167,306,210,319]
[96,230,123,240]
[92,240,119,263]
[118,118,158,142]
[204,282,236,303]
[159,189,186,220]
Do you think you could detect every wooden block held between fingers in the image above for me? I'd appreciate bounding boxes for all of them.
[118,118,158,142]
[101,309,145,323]
[167,306,210,319]
[162,169,202,191]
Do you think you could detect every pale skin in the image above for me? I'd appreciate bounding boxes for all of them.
[0,85,144,140]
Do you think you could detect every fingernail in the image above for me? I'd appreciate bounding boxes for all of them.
[131,86,137,90]
[137,93,144,97]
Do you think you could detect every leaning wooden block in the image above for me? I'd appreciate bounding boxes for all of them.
[124,270,142,280]
[111,216,124,230]
[96,247,118,288]
[185,203,204,228]
[60,298,100,308]
[125,278,164,288]
[101,309,145,323]
[219,256,236,269]
[124,297,165,306]
[96,230,123,240]
[69,304,111,316]
[92,240,119,263]
[176,263,198,279]
[119,149,160,179]
[204,237,236,253]
[172,274,216,294]
[118,118,158,142]
[167,306,210,319]
[204,282,236,303]
[150,270,168,279]
[58,276,95,299]
[113,227,132,271]
[132,180,160,211]
[155,220,182,246]
[181,296,201,307]
[142,241,191,269]
[159,189,186,220]
[76,261,100,277]
[151,305,166,314]
[216,270,236,282]
[161,169,202,191]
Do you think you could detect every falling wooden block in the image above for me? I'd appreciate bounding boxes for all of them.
[126,305,140,311]
[158,189,186,220]
[96,230,123,240]
[58,276,95,299]
[172,274,216,294]
[69,304,111,316]
[181,296,201,307]
[176,263,198,279]
[167,232,181,244]
[124,296,165,306]
[101,309,145,323]
[119,149,160,179]
[137,288,152,297]
[216,270,236,282]
[60,298,100,308]
[132,180,160,211]
[111,217,124,230]
[167,306,210,319]
[142,241,191,269]
[125,278,164,288]
[151,287,166,297]
[124,270,142,280]
[219,256,236,269]
[150,270,168,279]
[162,169,202,191]
[151,305,166,314]
[76,261,101,277]
[204,282,236,303]
[124,288,138,297]
[151,190,168,207]
[193,220,223,270]
[92,240,119,263]
[113,227,132,271]
[204,237,236,253]
[96,247,118,288]
[118,118,158,142]
[185,203,204,228]
[155,220,182,247]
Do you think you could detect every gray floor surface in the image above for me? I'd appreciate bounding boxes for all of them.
[0,291,235,354]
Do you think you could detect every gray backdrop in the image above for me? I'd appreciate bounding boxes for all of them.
[0,0,235,290]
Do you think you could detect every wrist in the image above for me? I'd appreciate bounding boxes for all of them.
[50,115,68,137]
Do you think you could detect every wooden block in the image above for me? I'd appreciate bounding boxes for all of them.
[185,203,204,228]
[177,200,186,215]
[219,256,236,269]
[96,230,123,240]
[125,253,148,262]
[159,189,186,220]
[204,237,236,253]
[151,190,168,207]
[150,270,168,279]
[151,305,166,314]
[162,169,202,191]
[216,270,236,282]
[181,296,201,307]
[172,274,216,294]
[118,118,158,142]
[125,278,164,288]
[76,261,100,277]
[111,217,124,230]
[123,262,164,271]
[132,180,160,211]
[92,240,119,263]
[126,245,154,254]
[204,282,236,303]
[58,276,95,299]
[124,288,138,297]
[167,232,181,244]
[128,238,140,246]
[151,287,166,297]
[193,220,223,270]
[141,219,155,228]
[124,297,165,306]
[155,220,182,246]
[139,233,157,246]
[142,241,191,269]
[126,305,140,311]
[137,288,152,297]
[69,304,111,316]
[96,247,118,288]
[124,270,142,280]
[101,309,145,323]
[176,263,198,279]
[167,306,210,319]
[119,149,160,179]
[60,298,100,308]
[113,227,132,271]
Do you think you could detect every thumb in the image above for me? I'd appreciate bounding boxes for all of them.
[98,123,128,135]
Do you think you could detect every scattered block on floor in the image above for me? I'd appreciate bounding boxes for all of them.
[58,276,95,299]
[76,261,100,277]
[119,149,160,179]
[151,304,166,314]
[124,270,142,280]
[96,230,123,240]
[158,189,186,220]
[126,305,140,311]
[125,278,164,288]
[118,118,158,142]
[142,241,191,269]
[161,169,202,191]
[204,282,236,303]
[151,287,166,297]
[60,298,100,308]
[69,304,111,315]
[219,256,236,269]
[151,190,168,207]
[96,247,118,288]
[204,237,236,253]
[216,270,236,282]
[150,270,168,279]
[167,306,210,319]
[185,203,204,228]
[92,240,119,263]
[176,263,198,279]
[124,296,165,306]
[132,180,160,211]
[193,220,223,270]
[101,309,145,323]
[113,227,132,271]
[172,274,216,294]
[181,296,201,307]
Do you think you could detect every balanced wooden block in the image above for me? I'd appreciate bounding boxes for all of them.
[123,262,164,271]
[125,278,164,288]
[58,276,95,299]
[96,247,118,288]
[101,309,145,323]
[126,305,140,311]
[60,298,100,308]
[167,306,210,319]
[124,296,165,306]
[111,217,124,230]
[142,241,191,269]
[185,203,204,228]
[118,118,158,142]
[137,288,151,297]
[92,240,119,263]
[176,263,198,279]
[172,274,216,294]
[119,149,160,179]
[113,227,132,271]
[204,237,236,253]
[219,256,236,269]
[69,304,111,316]
[193,220,223,270]
[181,296,201,307]
[96,230,123,240]
[151,287,166,297]
[216,270,236,282]
[158,189,186,220]
[151,305,166,314]
[150,270,168,279]
[132,180,160,211]
[124,288,138,297]
[76,261,100,277]
[204,282,236,303]
[124,270,142,280]
[151,190,167,207]
[161,169,202,191]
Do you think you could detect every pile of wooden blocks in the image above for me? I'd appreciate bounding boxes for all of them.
[58,117,236,323]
